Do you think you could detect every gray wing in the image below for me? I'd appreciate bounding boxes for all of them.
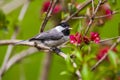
[29,29,63,41]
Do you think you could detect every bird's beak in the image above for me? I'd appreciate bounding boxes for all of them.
[69,28,72,30]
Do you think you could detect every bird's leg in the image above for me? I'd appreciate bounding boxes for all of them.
[51,47,61,54]
[34,42,41,50]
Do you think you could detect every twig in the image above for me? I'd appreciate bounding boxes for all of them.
[0,27,19,79]
[84,0,103,36]
[19,64,26,80]
[18,0,30,21]
[95,11,119,18]
[62,0,92,22]
[57,51,81,80]
[1,0,27,14]
[40,0,58,32]
[72,10,119,19]
[100,36,120,43]
[72,16,87,19]
[39,52,52,80]
[57,51,67,59]
[91,0,95,13]
[91,37,120,71]
[5,48,38,74]
[70,59,82,80]
[0,40,50,50]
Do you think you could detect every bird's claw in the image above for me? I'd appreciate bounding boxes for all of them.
[51,47,61,54]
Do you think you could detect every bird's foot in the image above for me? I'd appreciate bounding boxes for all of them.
[34,42,41,50]
[51,47,61,54]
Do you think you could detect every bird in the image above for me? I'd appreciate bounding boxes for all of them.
[16,22,71,48]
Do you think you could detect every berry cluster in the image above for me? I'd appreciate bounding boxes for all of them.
[69,32,100,45]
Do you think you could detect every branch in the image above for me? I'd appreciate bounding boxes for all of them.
[0,39,82,79]
[94,11,119,18]
[0,40,50,50]
[1,47,38,76]
[100,36,120,43]
[0,27,19,79]
[91,37,120,71]
[72,10,119,19]
[0,1,29,77]
[84,0,103,36]
[1,0,27,14]
[40,0,58,32]
[62,0,92,22]
[0,40,69,58]
[70,59,82,80]
[0,40,66,75]
[39,52,52,80]
[91,0,95,13]
[57,51,82,80]
[18,0,30,21]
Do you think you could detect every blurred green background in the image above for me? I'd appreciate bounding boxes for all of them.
[0,0,120,80]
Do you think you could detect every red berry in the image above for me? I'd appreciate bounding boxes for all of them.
[83,36,90,44]
[69,32,82,45]
[90,32,100,43]
[41,1,62,14]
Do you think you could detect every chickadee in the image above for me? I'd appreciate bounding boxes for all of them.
[16,22,71,48]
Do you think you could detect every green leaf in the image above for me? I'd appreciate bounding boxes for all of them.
[81,63,90,80]
[60,71,68,75]
[74,50,83,62]
[68,3,77,14]
[77,21,82,32]
[0,10,9,30]
[61,12,69,20]
[108,50,118,68]
[65,55,74,72]
[110,0,116,4]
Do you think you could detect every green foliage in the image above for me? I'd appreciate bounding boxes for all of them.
[0,0,120,80]
[0,10,9,30]
[108,50,118,68]
[81,63,93,80]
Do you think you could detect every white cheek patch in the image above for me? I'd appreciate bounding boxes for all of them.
[55,26,64,32]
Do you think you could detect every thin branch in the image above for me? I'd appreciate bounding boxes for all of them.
[84,0,103,36]
[39,52,52,80]
[18,0,30,21]
[1,0,27,14]
[70,59,82,80]
[95,11,119,18]
[91,37,120,71]
[0,40,50,50]
[84,19,93,36]
[0,27,19,79]
[72,16,87,19]
[72,10,119,19]
[40,0,58,32]
[91,0,95,13]
[5,48,38,74]
[100,36,120,43]
[19,64,26,80]
[57,51,82,80]
[62,0,92,22]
